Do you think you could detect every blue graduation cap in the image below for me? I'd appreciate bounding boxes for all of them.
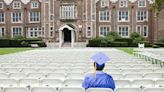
[91,52,110,67]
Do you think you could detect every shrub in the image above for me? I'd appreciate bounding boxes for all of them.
[115,38,132,46]
[158,38,164,43]
[30,41,47,47]
[21,41,29,47]
[155,43,164,47]
[107,32,120,41]
[152,45,160,48]
[110,42,128,47]
[140,41,152,47]
[13,35,25,40]
[88,38,102,47]
[0,39,10,47]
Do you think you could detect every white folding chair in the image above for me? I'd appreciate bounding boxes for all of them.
[0,79,18,87]
[143,88,164,92]
[86,88,113,92]
[19,79,40,87]
[28,73,45,79]
[115,88,141,92]
[110,74,124,80]
[59,88,85,92]
[132,79,154,88]
[155,79,164,87]
[67,73,84,79]
[46,73,66,81]
[4,87,28,92]
[144,73,163,79]
[0,73,8,78]
[63,79,83,88]
[31,87,57,92]
[115,80,131,88]
[15,64,29,68]
[9,73,27,79]
[38,68,53,73]
[21,68,38,73]
[1,64,15,68]
[41,79,63,88]
[5,68,20,73]
[124,74,143,80]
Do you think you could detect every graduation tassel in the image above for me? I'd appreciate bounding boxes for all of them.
[94,64,96,78]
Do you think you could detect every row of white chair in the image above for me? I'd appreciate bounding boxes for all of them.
[0,79,164,88]
[0,73,163,80]
[2,87,164,92]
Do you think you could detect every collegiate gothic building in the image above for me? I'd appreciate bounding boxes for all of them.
[0,0,163,47]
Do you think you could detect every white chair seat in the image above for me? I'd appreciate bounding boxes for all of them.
[86,88,113,92]
[4,87,28,92]
[143,88,164,92]
[115,88,141,92]
[19,79,40,87]
[41,79,63,87]
[59,88,85,92]
[31,87,57,92]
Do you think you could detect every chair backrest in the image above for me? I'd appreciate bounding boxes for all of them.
[115,80,131,88]
[63,79,83,87]
[31,87,57,92]
[9,73,27,79]
[86,88,113,92]
[110,74,124,80]
[143,88,164,92]
[41,79,63,87]
[132,79,154,87]
[28,73,45,79]
[115,88,141,92]
[155,79,164,87]
[0,73,8,78]
[46,73,65,81]
[67,73,84,79]
[19,79,40,87]
[59,88,85,92]
[0,79,18,87]
[4,87,28,92]
[21,68,38,73]
[143,73,163,79]
[124,74,143,79]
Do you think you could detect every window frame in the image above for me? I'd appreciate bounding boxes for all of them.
[99,10,110,22]
[29,12,40,23]
[101,0,109,8]
[119,0,128,8]
[11,12,22,23]
[136,25,142,35]
[118,10,129,22]
[99,25,111,37]
[0,12,5,23]
[0,27,5,37]
[138,0,146,7]
[143,25,148,37]
[136,10,148,22]
[117,25,130,38]
[31,1,39,9]
[11,26,22,37]
[13,1,21,9]
[0,2,4,9]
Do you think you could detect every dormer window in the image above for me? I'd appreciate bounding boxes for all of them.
[31,1,39,8]
[0,2,3,9]
[138,0,146,7]
[13,1,21,9]
[119,0,128,7]
[101,0,109,8]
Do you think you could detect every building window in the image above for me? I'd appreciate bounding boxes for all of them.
[0,2,3,9]
[101,0,109,7]
[119,0,128,7]
[12,27,22,37]
[99,10,110,22]
[118,10,129,22]
[118,26,129,37]
[29,12,40,22]
[60,5,76,19]
[0,12,4,23]
[50,31,53,37]
[137,10,147,22]
[13,1,21,9]
[143,25,148,37]
[99,26,110,37]
[138,0,146,7]
[12,12,22,23]
[86,27,92,37]
[31,1,39,8]
[0,27,5,37]
[136,25,141,35]
[28,27,42,38]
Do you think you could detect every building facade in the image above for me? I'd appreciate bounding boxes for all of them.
[0,0,163,47]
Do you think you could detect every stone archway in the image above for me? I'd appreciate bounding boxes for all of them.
[59,24,75,47]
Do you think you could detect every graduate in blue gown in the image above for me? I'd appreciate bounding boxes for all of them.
[82,52,115,91]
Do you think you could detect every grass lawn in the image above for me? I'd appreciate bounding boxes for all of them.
[0,48,33,55]
[118,48,134,55]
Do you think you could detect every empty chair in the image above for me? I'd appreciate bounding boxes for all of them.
[41,79,63,87]
[115,80,131,88]
[124,74,143,80]
[21,68,38,73]
[0,73,8,78]
[105,69,121,74]
[19,79,40,87]
[54,69,67,73]
[143,88,164,92]
[132,79,154,88]
[46,73,65,81]
[121,69,138,74]
[110,74,124,80]
[137,69,154,73]
[4,87,28,92]
[0,79,18,87]
[5,68,20,73]
[1,64,15,68]
[70,69,86,73]
[154,69,164,73]
[0,68,5,73]
[59,88,85,92]
[132,65,146,69]
[28,73,45,79]
[15,64,29,68]
[63,79,83,87]
[67,73,84,79]
[38,68,53,73]
[155,79,164,87]
[115,88,141,92]
[86,88,113,92]
[144,73,163,79]
[31,87,57,92]
[9,73,27,79]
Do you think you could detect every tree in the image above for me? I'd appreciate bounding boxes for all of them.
[152,0,164,16]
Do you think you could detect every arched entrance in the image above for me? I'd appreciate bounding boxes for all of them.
[63,28,71,42]
[59,24,75,47]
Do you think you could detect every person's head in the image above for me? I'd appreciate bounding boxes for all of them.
[94,62,105,71]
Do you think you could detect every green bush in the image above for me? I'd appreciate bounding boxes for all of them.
[152,45,160,48]
[88,38,102,47]
[0,39,10,47]
[110,42,128,47]
[155,43,164,47]
[30,41,47,47]
[21,41,29,47]
[140,41,152,47]
[115,38,132,46]
[158,38,164,43]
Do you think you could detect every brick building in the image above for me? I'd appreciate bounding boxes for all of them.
[0,0,163,47]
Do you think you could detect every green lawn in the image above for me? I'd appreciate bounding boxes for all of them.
[118,48,134,55]
[0,48,33,55]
